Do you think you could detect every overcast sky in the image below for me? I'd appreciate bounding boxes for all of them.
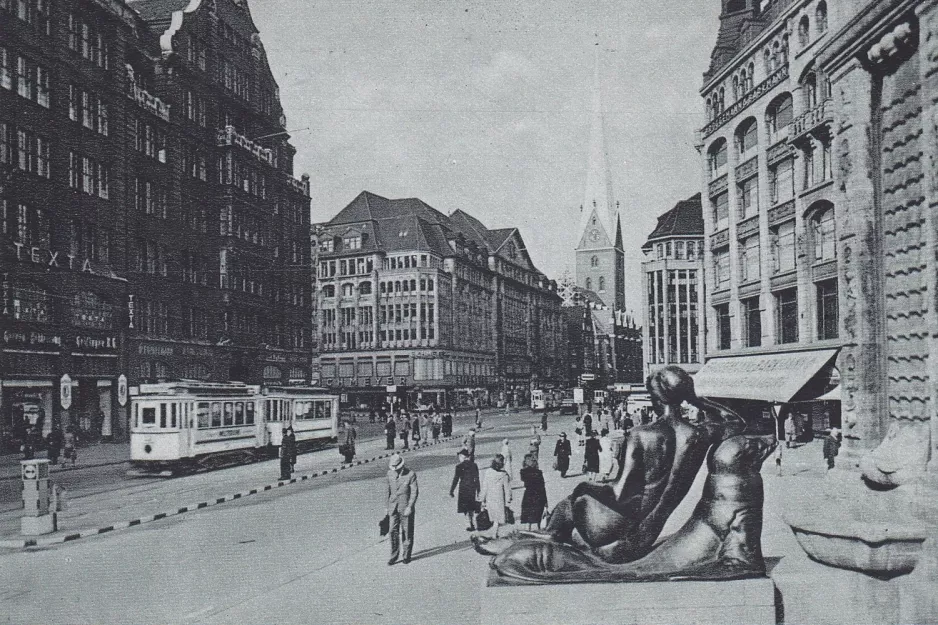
[251,0,721,313]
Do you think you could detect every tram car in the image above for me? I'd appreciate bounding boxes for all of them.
[530,389,546,412]
[129,381,339,475]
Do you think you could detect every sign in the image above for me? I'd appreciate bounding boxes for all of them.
[60,374,72,410]
[386,386,398,393]
[22,464,37,480]
[117,374,128,407]
[13,241,118,279]
[3,330,62,348]
[580,373,596,382]
[573,388,584,404]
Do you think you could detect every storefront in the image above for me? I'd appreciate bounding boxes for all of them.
[694,347,841,435]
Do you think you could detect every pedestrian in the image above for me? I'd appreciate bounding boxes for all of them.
[584,430,601,480]
[500,438,513,483]
[528,425,541,461]
[279,428,295,480]
[479,453,512,538]
[541,409,548,433]
[554,432,572,477]
[341,419,357,464]
[46,426,64,466]
[598,429,615,482]
[286,426,297,471]
[419,412,429,441]
[450,449,480,531]
[432,412,442,441]
[519,453,548,530]
[411,414,422,447]
[823,427,841,470]
[784,412,797,448]
[385,454,418,565]
[462,428,476,462]
[20,430,35,460]
[583,411,593,438]
[369,409,377,424]
[385,415,397,450]
[63,427,77,465]
[442,411,452,437]
[476,408,484,431]
[400,413,410,450]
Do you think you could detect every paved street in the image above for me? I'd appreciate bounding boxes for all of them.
[0,410,837,625]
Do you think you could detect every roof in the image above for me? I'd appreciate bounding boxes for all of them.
[128,0,189,22]
[703,0,795,82]
[643,193,703,248]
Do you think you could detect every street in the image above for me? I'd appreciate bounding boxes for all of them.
[0,410,832,625]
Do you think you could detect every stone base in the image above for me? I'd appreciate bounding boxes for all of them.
[480,570,776,625]
[21,513,56,536]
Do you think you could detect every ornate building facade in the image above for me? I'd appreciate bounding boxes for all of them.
[641,194,706,379]
[313,192,565,409]
[0,0,311,448]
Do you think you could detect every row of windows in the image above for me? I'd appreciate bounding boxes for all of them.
[67,84,108,135]
[67,12,110,68]
[646,269,700,365]
[380,278,435,294]
[715,279,838,350]
[0,122,51,179]
[133,117,168,163]
[1,0,50,34]
[68,151,109,198]
[318,257,375,277]
[654,239,704,260]
[0,47,51,106]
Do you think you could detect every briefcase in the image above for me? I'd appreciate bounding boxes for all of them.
[379,514,390,536]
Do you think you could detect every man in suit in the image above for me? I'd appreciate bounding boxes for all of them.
[386,453,418,565]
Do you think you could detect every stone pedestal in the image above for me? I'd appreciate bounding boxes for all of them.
[480,572,776,625]
[21,513,56,536]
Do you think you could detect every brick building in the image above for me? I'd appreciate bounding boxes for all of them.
[0,0,311,448]
[313,191,565,410]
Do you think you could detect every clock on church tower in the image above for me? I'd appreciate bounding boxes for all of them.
[588,228,601,243]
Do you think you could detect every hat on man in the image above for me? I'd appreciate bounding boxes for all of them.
[389,454,404,470]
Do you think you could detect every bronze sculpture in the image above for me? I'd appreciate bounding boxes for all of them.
[474,365,775,585]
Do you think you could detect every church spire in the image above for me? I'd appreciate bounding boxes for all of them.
[578,42,620,249]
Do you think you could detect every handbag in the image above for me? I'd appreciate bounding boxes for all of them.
[476,508,493,531]
[379,514,390,536]
[552,459,558,471]
[505,507,515,525]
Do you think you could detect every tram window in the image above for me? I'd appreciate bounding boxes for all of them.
[171,404,177,428]
[160,404,167,428]
[134,405,139,428]
[223,402,234,426]
[142,407,155,425]
[197,403,210,428]
[246,402,255,425]
[211,402,222,427]
[314,402,324,419]
[235,402,244,425]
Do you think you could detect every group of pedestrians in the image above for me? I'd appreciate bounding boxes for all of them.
[20,425,78,466]
[384,410,453,451]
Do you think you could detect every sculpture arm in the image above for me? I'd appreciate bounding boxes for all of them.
[612,436,639,500]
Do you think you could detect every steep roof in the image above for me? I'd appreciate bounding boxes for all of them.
[643,193,704,249]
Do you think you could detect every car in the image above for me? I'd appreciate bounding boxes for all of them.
[559,398,577,415]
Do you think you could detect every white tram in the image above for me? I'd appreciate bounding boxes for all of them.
[129,381,339,475]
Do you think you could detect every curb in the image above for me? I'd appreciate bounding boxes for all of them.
[0,435,461,551]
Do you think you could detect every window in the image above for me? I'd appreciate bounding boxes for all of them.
[712,192,729,231]
[707,139,727,178]
[736,118,758,155]
[675,241,685,260]
[656,243,664,259]
[798,15,810,47]
[344,235,361,250]
[812,207,836,261]
[713,248,730,288]
[1,47,11,90]
[738,177,758,220]
[665,242,672,257]
[359,281,372,295]
[598,277,605,292]
[775,288,799,343]
[739,235,761,283]
[766,93,792,142]
[585,277,592,291]
[590,255,599,267]
[742,296,762,347]
[817,279,838,340]
[770,158,794,205]
[319,238,334,252]
[772,221,796,274]
[816,1,828,34]
[802,73,818,110]
[716,304,731,350]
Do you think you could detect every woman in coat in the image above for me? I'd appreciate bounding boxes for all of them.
[449,449,480,530]
[583,430,601,481]
[480,454,512,538]
[519,453,548,530]
[598,430,614,481]
[411,415,422,446]
[399,414,410,449]
[553,432,572,478]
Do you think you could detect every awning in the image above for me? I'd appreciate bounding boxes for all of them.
[694,349,839,403]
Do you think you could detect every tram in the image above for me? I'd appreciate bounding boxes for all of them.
[129,381,339,475]
[531,389,546,412]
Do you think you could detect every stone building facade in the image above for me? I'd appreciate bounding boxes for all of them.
[0,0,310,447]
[313,191,565,410]
[641,194,707,379]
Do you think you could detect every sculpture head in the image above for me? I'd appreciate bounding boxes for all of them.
[646,366,697,416]
[710,434,777,475]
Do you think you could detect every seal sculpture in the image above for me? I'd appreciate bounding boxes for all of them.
[474,365,745,565]
[488,433,778,584]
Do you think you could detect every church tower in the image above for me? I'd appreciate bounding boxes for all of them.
[575,47,625,311]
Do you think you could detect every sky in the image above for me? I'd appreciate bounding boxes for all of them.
[250,0,722,313]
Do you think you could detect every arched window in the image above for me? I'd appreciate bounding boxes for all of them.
[706,96,713,121]
[802,72,818,109]
[708,138,728,177]
[598,277,605,292]
[811,205,836,261]
[816,1,828,33]
[766,93,793,142]
[763,49,772,74]
[585,277,592,291]
[735,118,758,155]
[732,75,740,100]
[359,281,372,295]
[590,256,599,268]
[746,62,755,91]
[322,284,335,297]
[781,34,790,64]
[718,87,725,113]
[798,15,810,47]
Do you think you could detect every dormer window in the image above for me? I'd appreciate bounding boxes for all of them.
[319,238,334,253]
[343,235,361,250]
